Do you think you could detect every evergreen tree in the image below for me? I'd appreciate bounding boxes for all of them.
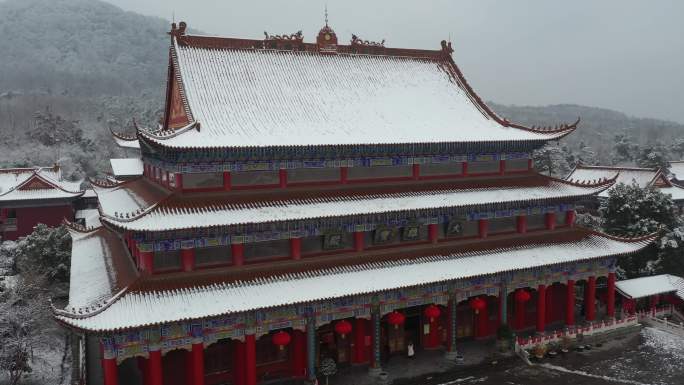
[635,143,671,173]
[14,224,71,284]
[577,142,598,165]
[599,182,678,278]
[533,143,571,177]
[669,138,684,160]
[610,133,637,165]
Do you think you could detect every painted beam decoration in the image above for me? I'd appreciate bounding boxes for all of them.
[103,256,614,362]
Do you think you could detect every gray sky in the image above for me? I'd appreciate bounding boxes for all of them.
[107,0,684,123]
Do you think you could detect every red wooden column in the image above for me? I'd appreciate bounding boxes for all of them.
[499,159,506,175]
[566,280,575,326]
[352,318,367,364]
[514,295,526,330]
[478,219,488,239]
[340,167,348,184]
[231,244,244,266]
[565,210,576,227]
[586,276,597,322]
[412,164,420,179]
[425,311,440,349]
[245,334,257,385]
[516,215,527,234]
[476,301,489,338]
[181,248,195,272]
[607,272,616,318]
[140,251,154,274]
[233,340,246,385]
[223,171,232,191]
[536,284,546,333]
[462,161,469,177]
[279,169,287,188]
[545,213,556,230]
[175,173,183,191]
[290,238,302,260]
[428,223,439,243]
[149,349,163,385]
[184,351,193,385]
[291,330,306,377]
[102,356,118,385]
[192,342,205,385]
[354,231,364,252]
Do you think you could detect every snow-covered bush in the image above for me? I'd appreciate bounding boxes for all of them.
[14,224,71,284]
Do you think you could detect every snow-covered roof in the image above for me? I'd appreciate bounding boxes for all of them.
[566,165,669,199]
[669,161,684,182]
[92,178,170,221]
[65,227,138,313]
[102,177,612,232]
[615,274,684,300]
[75,209,101,228]
[110,158,143,179]
[56,230,654,331]
[0,166,83,202]
[140,34,575,150]
[658,185,684,202]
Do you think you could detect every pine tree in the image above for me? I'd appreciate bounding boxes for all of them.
[532,143,571,177]
[635,143,671,173]
[610,133,637,165]
[577,142,598,166]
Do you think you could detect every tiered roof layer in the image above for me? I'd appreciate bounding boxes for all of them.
[0,166,83,202]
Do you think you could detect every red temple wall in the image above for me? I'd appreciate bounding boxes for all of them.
[2,204,74,240]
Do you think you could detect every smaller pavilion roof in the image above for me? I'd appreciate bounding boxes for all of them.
[110,128,140,149]
[565,164,684,200]
[0,166,83,202]
[615,274,684,300]
[109,158,144,179]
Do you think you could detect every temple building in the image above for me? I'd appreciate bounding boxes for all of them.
[56,21,657,385]
[566,164,684,211]
[0,165,85,240]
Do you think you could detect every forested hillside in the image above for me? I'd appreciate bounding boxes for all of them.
[0,0,682,180]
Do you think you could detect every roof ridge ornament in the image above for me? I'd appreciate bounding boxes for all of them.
[169,21,187,38]
[350,34,385,48]
[441,40,454,55]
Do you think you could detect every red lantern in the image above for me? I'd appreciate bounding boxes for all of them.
[469,297,486,314]
[334,320,352,338]
[515,289,531,303]
[272,331,291,350]
[424,304,441,322]
[387,311,406,329]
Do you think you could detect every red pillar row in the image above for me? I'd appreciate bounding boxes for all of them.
[607,272,616,318]
[175,173,183,191]
[462,162,469,177]
[566,280,575,326]
[290,238,302,260]
[245,334,257,385]
[478,219,488,239]
[516,215,527,233]
[428,223,439,243]
[425,315,440,348]
[499,159,506,175]
[536,284,546,333]
[354,231,364,252]
[181,248,195,272]
[232,244,244,266]
[412,163,420,179]
[353,318,367,363]
[586,276,596,321]
[476,302,489,338]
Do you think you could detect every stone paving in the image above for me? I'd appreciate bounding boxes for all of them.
[325,339,502,385]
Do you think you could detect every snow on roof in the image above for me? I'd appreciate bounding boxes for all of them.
[0,166,83,202]
[103,178,610,232]
[110,158,143,178]
[566,165,659,198]
[75,209,101,228]
[142,38,572,149]
[615,274,684,300]
[65,227,138,312]
[658,184,684,202]
[669,161,684,181]
[93,178,170,220]
[56,231,652,331]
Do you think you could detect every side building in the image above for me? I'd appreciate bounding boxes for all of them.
[0,165,85,240]
[56,22,656,385]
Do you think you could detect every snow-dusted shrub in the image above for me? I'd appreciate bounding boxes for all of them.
[14,224,71,284]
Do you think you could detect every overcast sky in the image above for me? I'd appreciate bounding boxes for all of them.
[106,0,684,123]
